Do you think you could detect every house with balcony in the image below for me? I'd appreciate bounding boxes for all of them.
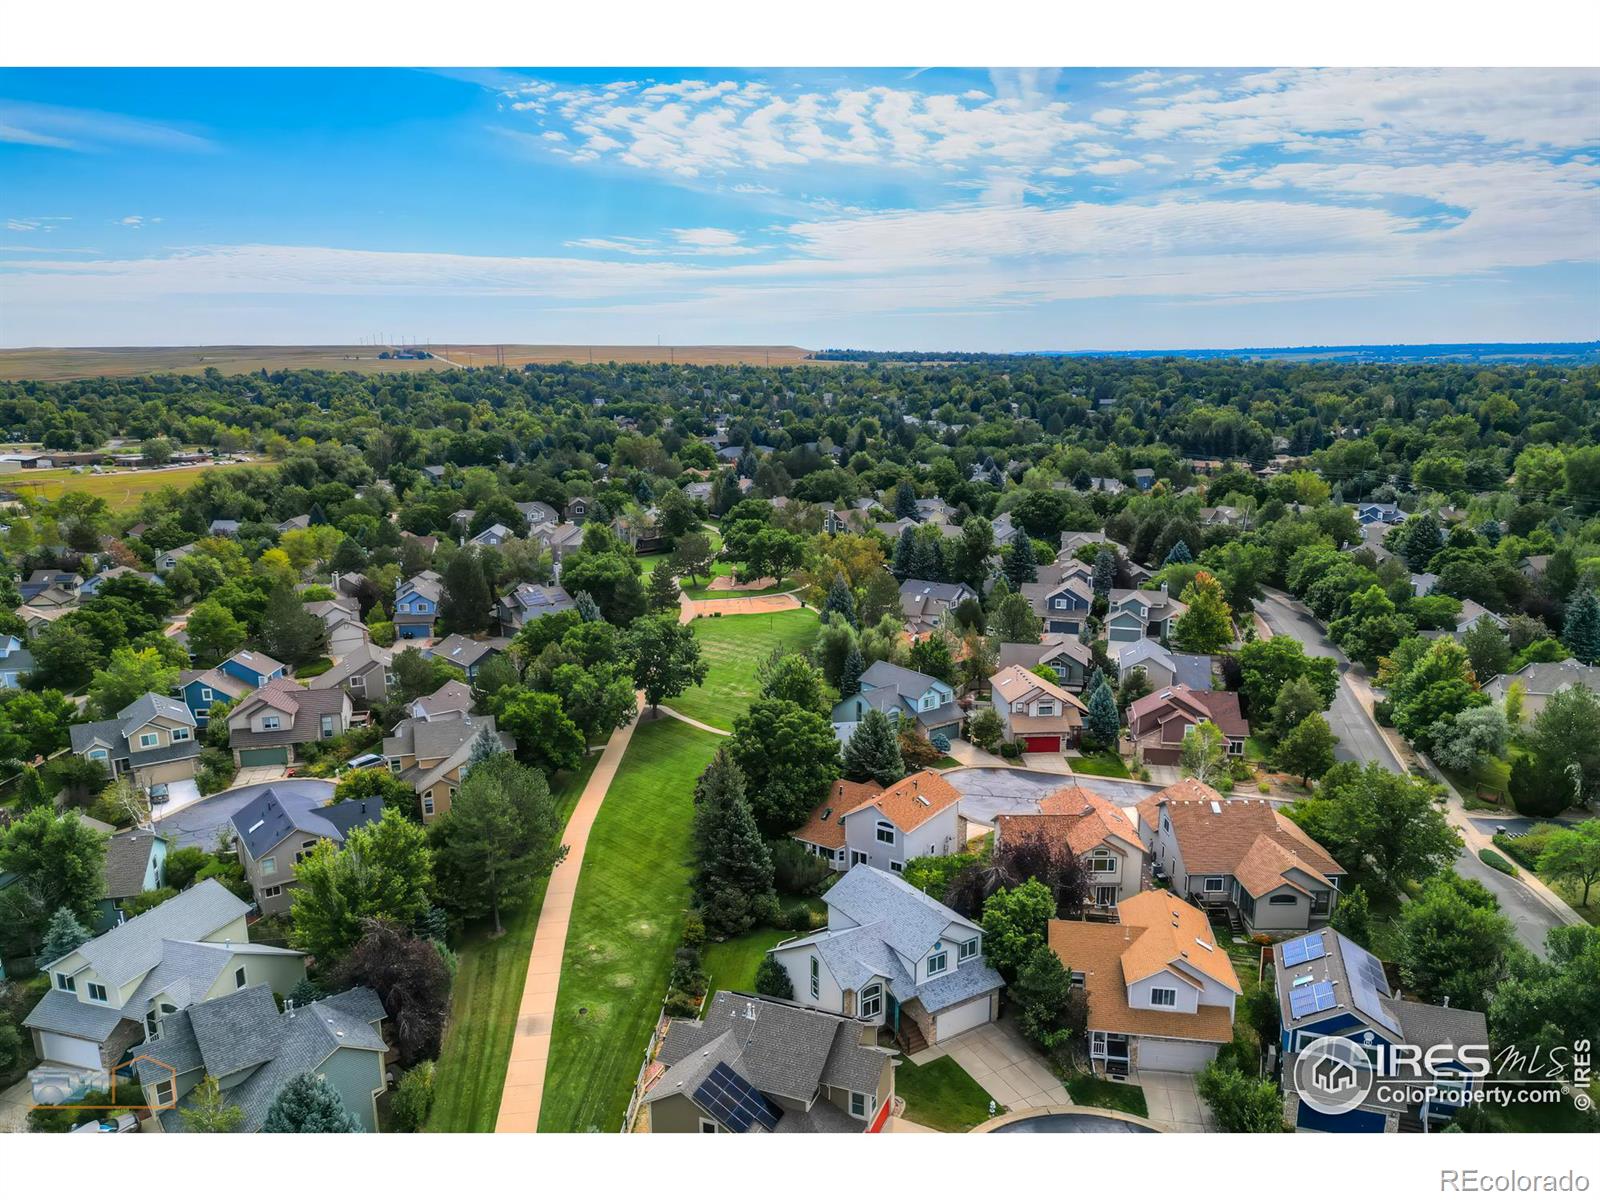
[1106,584,1188,644]
[791,771,963,874]
[995,782,1145,913]
[226,678,353,769]
[394,569,442,640]
[1125,685,1250,766]
[831,661,963,745]
[175,667,254,729]
[989,665,1087,754]
[1048,890,1242,1075]
[770,866,1004,1053]
[21,880,306,1074]
[1136,779,1344,934]
[231,788,385,915]
[69,693,201,790]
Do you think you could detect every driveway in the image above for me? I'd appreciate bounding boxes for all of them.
[1136,1070,1217,1132]
[152,778,335,850]
[0,1077,33,1133]
[146,778,200,822]
[907,1019,1070,1112]
[945,765,1161,826]
[232,765,290,787]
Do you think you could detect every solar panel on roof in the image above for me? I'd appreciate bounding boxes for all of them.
[1288,981,1338,1020]
[1280,932,1327,967]
[692,1062,781,1133]
[1339,937,1402,1035]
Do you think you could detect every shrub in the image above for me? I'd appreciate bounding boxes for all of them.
[1257,781,1271,793]
[680,910,706,948]
[754,955,794,1000]
[771,839,834,895]
[1373,699,1394,726]
[1478,848,1517,876]
[999,740,1022,760]
[1229,758,1253,782]
[930,732,951,754]
[389,1061,436,1132]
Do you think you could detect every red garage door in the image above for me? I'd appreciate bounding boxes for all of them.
[1023,735,1062,753]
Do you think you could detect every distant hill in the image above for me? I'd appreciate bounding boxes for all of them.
[816,342,1600,365]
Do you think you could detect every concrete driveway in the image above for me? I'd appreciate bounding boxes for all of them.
[0,1077,34,1133]
[152,778,335,850]
[1136,1070,1217,1132]
[233,765,290,787]
[907,1019,1071,1112]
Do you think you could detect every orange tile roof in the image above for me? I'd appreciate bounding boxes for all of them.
[861,770,962,833]
[793,779,881,850]
[1115,891,1240,992]
[997,783,1142,858]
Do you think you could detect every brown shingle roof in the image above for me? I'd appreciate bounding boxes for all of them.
[794,780,882,850]
[996,783,1142,857]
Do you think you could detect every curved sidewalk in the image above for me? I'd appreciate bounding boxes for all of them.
[494,693,645,1132]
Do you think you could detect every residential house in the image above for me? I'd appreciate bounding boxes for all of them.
[1137,779,1344,934]
[1410,572,1439,597]
[1170,653,1215,692]
[275,514,311,533]
[1088,477,1125,495]
[22,880,306,1072]
[1355,502,1404,526]
[154,543,197,574]
[382,712,514,822]
[421,464,448,484]
[226,678,353,768]
[330,570,368,601]
[515,499,559,527]
[1125,686,1250,766]
[207,519,240,538]
[309,642,396,705]
[1274,930,1487,1132]
[1115,639,1176,689]
[643,991,896,1134]
[684,481,714,504]
[1484,658,1600,720]
[565,496,593,522]
[394,570,442,640]
[1130,468,1155,491]
[771,866,1005,1051]
[792,771,964,874]
[989,666,1087,754]
[532,522,586,571]
[1021,559,1095,635]
[24,582,80,612]
[1059,531,1129,559]
[96,830,168,931]
[469,522,515,548]
[913,497,956,523]
[0,633,34,688]
[822,508,862,535]
[218,649,285,690]
[1199,505,1247,528]
[407,679,474,723]
[1449,598,1509,638]
[136,984,389,1132]
[996,634,1092,692]
[423,633,506,681]
[174,668,253,729]
[1106,584,1188,644]
[898,578,977,638]
[611,507,665,552]
[1049,890,1242,1075]
[231,788,385,915]
[19,569,82,603]
[995,782,1145,912]
[324,613,373,660]
[830,661,963,745]
[69,694,200,789]
[1518,554,1550,581]
[497,582,575,635]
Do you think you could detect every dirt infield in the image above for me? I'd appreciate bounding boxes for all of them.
[679,593,802,623]
[704,574,778,592]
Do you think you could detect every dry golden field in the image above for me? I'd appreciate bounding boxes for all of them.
[1,461,270,509]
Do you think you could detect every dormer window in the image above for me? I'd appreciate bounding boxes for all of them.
[926,950,948,977]
[958,937,979,962]
[875,821,896,845]
[87,982,107,1003]
[1036,702,1055,717]
[261,714,281,730]
[56,972,75,993]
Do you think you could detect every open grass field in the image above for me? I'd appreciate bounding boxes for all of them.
[4,461,270,509]
[539,719,722,1133]
[896,1056,1003,1131]
[425,753,600,1133]
[669,607,821,732]
[0,344,817,381]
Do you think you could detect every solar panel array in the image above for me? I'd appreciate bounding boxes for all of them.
[1288,980,1338,1019]
[1340,937,1402,1035]
[692,1062,782,1133]
[1280,932,1327,967]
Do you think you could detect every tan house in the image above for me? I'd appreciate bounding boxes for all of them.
[231,788,386,914]
[383,712,514,822]
[994,783,1146,912]
[226,678,354,768]
[989,665,1087,754]
[69,693,200,789]
[1049,890,1242,1075]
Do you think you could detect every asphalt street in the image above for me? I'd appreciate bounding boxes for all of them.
[946,766,1161,826]
[152,778,336,850]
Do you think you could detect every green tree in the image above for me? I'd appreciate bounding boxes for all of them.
[262,1072,362,1133]
[967,705,1004,752]
[1234,637,1338,721]
[0,807,106,938]
[1276,713,1337,785]
[1180,720,1229,788]
[628,613,707,717]
[670,531,714,587]
[496,690,585,775]
[289,808,435,963]
[754,955,794,1000]
[440,548,493,634]
[730,697,842,835]
[821,574,858,628]
[839,643,866,697]
[757,653,829,715]
[1163,540,1192,566]
[991,591,1043,644]
[1381,637,1486,748]
[1330,883,1372,944]
[1488,924,1600,1070]
[1001,529,1038,588]
[893,480,918,521]
[1396,873,1517,1011]
[1012,943,1083,1054]
[1269,675,1324,739]
[183,1075,245,1133]
[1400,512,1443,570]
[1460,615,1512,681]
[1287,762,1460,891]
[1328,585,1415,667]
[332,767,418,813]
[980,878,1055,982]
[1197,1062,1283,1132]
[645,559,681,612]
[28,620,100,691]
[259,582,327,666]
[1538,820,1600,908]
[1429,706,1509,773]
[907,630,956,684]
[1083,678,1120,750]
[39,906,92,963]
[1562,589,1600,665]
[1092,547,1116,597]
[389,1061,436,1133]
[184,599,247,666]
[691,748,777,937]
[1512,678,1600,813]
[842,708,906,785]
[88,645,181,718]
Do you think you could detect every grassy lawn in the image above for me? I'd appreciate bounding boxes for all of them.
[1441,754,1513,808]
[425,753,600,1132]
[293,656,334,680]
[1067,750,1132,779]
[683,573,794,601]
[1244,734,1274,764]
[1063,1071,1149,1118]
[896,1056,1003,1131]
[701,926,790,997]
[539,720,723,1132]
[669,608,821,731]
[7,461,269,510]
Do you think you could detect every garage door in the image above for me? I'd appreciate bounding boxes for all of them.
[934,995,991,1042]
[238,747,289,766]
[1137,1037,1216,1073]
[40,1032,102,1070]
[1023,735,1061,753]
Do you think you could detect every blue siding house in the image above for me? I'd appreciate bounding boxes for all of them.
[218,649,286,689]
[395,570,443,640]
[0,635,34,689]
[176,667,254,728]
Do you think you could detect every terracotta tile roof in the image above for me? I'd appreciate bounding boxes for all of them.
[1127,685,1248,739]
[996,783,1143,857]
[794,780,881,850]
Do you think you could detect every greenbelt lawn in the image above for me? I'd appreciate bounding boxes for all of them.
[668,608,821,731]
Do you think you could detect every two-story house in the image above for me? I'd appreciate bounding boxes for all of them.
[0,633,35,688]
[496,582,575,635]
[1274,930,1487,1132]
[1106,584,1188,644]
[643,990,896,1134]
[19,569,83,603]
[217,649,286,690]
[1050,890,1243,1075]
[1355,502,1405,526]
[69,693,201,789]
[96,829,168,931]
[383,711,514,822]
[565,496,593,522]
[22,880,306,1073]
[1114,638,1178,689]
[830,660,963,745]
[897,578,977,639]
[996,634,1093,692]
[1136,779,1344,934]
[469,522,515,548]
[394,570,443,641]
[995,783,1145,912]
[1125,685,1250,766]
[1021,560,1095,636]
[136,983,389,1132]
[226,678,353,769]
[423,633,507,682]
[792,771,964,874]
[175,667,254,729]
[989,666,1087,754]
[515,499,560,528]
[310,642,396,705]
[231,788,385,914]
[771,866,1004,1052]
[1484,657,1600,721]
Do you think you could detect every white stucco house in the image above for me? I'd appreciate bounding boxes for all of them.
[791,770,965,874]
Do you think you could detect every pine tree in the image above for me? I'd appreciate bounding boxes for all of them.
[645,559,681,612]
[754,955,794,1000]
[573,591,603,623]
[1163,540,1192,566]
[1092,547,1116,597]
[1562,589,1600,665]
[440,548,493,634]
[891,526,917,579]
[1401,513,1443,571]
[692,748,777,937]
[262,1071,363,1133]
[1084,679,1121,749]
[843,709,906,786]
[1002,529,1038,588]
[1084,666,1107,699]
[894,481,919,521]
[465,721,507,770]
[839,644,866,698]
[259,582,327,666]
[40,906,91,964]
[821,574,858,628]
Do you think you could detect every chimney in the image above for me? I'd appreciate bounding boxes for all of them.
[1160,581,1169,598]
[285,998,296,1017]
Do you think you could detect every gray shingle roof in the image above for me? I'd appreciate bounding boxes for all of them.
[38,878,248,984]
[23,986,127,1041]
[117,692,196,738]
[230,681,349,748]
[103,830,164,899]
[231,787,383,860]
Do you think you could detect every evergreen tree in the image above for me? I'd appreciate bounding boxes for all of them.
[259,582,327,666]
[1002,529,1038,588]
[1092,547,1116,597]
[262,1072,363,1133]
[466,721,507,770]
[1084,666,1107,699]
[839,644,866,698]
[893,480,919,521]
[645,559,681,612]
[1401,512,1443,570]
[1477,518,1502,548]
[842,709,906,786]
[1163,540,1192,566]
[754,955,794,1000]
[991,591,1042,643]
[891,525,917,580]
[573,590,603,623]
[821,574,858,628]
[440,548,493,634]
[1084,678,1120,749]
[692,748,777,938]
[1562,589,1600,665]
[39,906,92,963]
[1330,883,1372,944]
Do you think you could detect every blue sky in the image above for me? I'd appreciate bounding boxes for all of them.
[1,67,1597,349]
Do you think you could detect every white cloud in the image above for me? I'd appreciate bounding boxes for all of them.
[0,100,215,153]
[114,215,159,227]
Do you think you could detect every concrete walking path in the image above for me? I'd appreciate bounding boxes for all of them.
[654,705,731,737]
[494,692,646,1133]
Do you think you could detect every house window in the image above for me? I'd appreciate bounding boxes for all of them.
[849,1092,868,1118]
[263,885,282,899]
[1070,971,1086,989]
[1036,702,1055,717]
[171,727,190,742]
[194,708,209,720]
[56,973,75,993]
[1054,598,1067,610]
[850,849,868,867]
[889,860,904,874]
[921,695,936,710]
[958,937,979,963]
[698,1119,718,1133]
[88,749,108,761]
[1150,987,1177,1007]
[235,966,247,989]
[153,1080,174,1107]
[810,956,820,1000]
[384,672,398,687]
[1268,893,1298,905]
[423,795,436,817]
[138,732,160,749]
[1089,853,1116,875]
[1203,877,1225,893]
[261,715,281,731]
[87,982,107,1003]
[260,856,276,874]
[927,951,948,977]
[859,983,883,1020]
[200,687,213,701]
[875,821,896,845]
[387,757,402,772]
[320,715,335,738]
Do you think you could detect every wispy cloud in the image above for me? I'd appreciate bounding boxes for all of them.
[113,215,160,227]
[0,100,215,154]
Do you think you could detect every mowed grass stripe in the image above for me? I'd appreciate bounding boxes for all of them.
[668,608,820,732]
[538,719,722,1132]
[425,753,599,1132]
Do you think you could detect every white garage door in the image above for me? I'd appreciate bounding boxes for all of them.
[1137,1037,1216,1073]
[39,1032,102,1070]
[934,995,991,1042]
